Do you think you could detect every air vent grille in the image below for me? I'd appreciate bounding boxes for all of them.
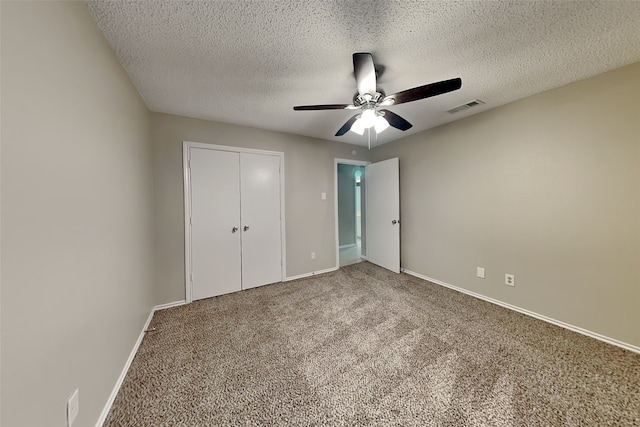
[447,99,485,114]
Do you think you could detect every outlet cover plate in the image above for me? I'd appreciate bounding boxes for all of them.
[476,267,485,279]
[505,274,515,286]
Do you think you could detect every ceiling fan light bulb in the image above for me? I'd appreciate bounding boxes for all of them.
[350,118,365,135]
[374,116,389,133]
[361,109,376,128]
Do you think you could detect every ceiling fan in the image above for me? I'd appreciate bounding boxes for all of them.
[293,53,462,137]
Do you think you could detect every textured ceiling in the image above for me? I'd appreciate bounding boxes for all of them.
[86,1,640,147]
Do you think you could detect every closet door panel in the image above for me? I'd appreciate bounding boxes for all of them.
[240,153,283,289]
[190,148,242,300]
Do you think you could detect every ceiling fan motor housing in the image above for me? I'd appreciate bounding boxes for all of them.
[353,91,385,108]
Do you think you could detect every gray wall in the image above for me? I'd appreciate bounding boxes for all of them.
[151,113,369,303]
[371,63,640,347]
[1,2,155,426]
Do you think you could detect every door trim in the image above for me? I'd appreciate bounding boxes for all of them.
[334,158,370,269]
[183,141,286,303]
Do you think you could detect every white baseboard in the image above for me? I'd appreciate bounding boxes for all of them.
[402,269,639,355]
[95,300,187,426]
[285,266,339,282]
[154,300,187,311]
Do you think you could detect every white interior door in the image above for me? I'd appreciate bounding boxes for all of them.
[189,148,242,300]
[366,158,400,273]
[240,153,283,289]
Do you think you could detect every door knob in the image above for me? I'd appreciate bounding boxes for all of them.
[392,220,400,225]
[243,225,250,231]
[231,227,238,233]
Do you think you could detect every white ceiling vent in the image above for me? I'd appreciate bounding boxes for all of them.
[447,99,485,114]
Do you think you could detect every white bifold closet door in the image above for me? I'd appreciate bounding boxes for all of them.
[190,148,242,300]
[240,153,282,289]
[189,147,282,301]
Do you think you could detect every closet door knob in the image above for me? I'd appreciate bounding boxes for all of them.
[392,220,398,225]
[231,227,238,233]
[243,225,250,231]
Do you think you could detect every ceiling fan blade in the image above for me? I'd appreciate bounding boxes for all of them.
[335,114,360,136]
[353,53,377,96]
[380,109,413,131]
[293,104,354,111]
[383,77,462,106]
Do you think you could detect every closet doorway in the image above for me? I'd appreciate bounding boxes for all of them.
[183,142,285,302]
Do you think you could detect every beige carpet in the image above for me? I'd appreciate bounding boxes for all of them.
[105,262,640,426]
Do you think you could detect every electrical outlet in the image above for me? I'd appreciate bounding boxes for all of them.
[67,388,79,427]
[311,252,316,260]
[505,274,515,287]
[321,192,326,200]
[476,267,485,279]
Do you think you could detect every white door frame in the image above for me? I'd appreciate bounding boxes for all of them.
[334,158,370,269]
[183,141,286,303]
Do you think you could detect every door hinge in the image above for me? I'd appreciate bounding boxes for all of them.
[190,273,193,282]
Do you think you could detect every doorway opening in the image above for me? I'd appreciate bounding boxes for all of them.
[335,160,368,267]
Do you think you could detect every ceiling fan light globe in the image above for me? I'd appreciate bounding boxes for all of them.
[361,109,376,128]
[350,118,365,135]
[374,116,390,133]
